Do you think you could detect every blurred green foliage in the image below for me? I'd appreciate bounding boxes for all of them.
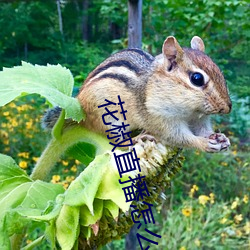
[0,0,249,97]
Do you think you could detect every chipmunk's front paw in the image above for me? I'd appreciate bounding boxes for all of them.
[132,132,156,144]
[207,133,230,152]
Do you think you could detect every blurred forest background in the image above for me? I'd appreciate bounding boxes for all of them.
[0,0,249,249]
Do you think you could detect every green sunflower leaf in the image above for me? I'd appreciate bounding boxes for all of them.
[0,62,84,122]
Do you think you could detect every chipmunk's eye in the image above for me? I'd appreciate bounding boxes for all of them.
[190,72,204,87]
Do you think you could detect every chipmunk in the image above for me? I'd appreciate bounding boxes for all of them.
[44,36,232,153]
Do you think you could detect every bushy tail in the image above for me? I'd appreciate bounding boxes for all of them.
[41,106,62,130]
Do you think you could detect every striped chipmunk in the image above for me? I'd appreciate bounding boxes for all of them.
[43,36,232,153]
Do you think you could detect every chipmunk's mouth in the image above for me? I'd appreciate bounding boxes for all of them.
[204,100,232,115]
[217,101,232,114]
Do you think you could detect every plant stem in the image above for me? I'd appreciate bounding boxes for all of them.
[30,126,111,181]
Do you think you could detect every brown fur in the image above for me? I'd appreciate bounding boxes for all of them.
[77,36,231,152]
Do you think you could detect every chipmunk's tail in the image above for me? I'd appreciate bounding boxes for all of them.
[41,106,62,130]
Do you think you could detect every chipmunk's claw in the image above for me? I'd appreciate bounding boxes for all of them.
[207,133,230,152]
[132,132,156,145]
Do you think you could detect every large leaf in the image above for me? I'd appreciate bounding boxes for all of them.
[79,199,103,227]
[0,181,32,249]
[0,154,65,248]
[95,166,131,212]
[65,142,96,166]
[56,205,80,250]
[0,176,31,201]
[64,151,131,214]
[20,181,64,213]
[0,62,84,121]
[0,154,30,181]
[0,182,33,217]
[0,181,65,238]
[26,197,64,222]
[63,153,111,213]
[103,200,119,219]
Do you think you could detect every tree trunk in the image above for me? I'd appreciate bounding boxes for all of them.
[128,0,142,49]
[82,0,89,41]
[125,224,137,250]
[126,1,142,245]
[56,0,63,36]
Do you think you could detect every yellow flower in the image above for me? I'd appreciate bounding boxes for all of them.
[231,198,240,209]
[11,119,18,127]
[194,238,201,247]
[221,232,227,238]
[234,214,243,224]
[51,175,61,183]
[63,182,69,189]
[198,195,210,206]
[75,159,81,165]
[179,247,186,250]
[19,161,28,169]
[66,176,75,182]
[18,152,29,159]
[189,184,199,197]
[221,162,228,167]
[3,111,9,116]
[220,217,228,224]
[32,157,39,162]
[70,165,77,172]
[26,121,33,129]
[235,157,242,163]
[0,130,8,138]
[182,207,192,217]
[9,102,16,108]
[17,105,30,112]
[209,193,215,204]
[62,160,69,166]
[236,229,242,237]
[243,195,248,204]
[4,147,10,152]
[3,138,9,145]
[232,150,237,156]
[244,221,250,234]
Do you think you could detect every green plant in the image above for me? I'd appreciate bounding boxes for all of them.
[157,192,250,250]
[169,144,250,204]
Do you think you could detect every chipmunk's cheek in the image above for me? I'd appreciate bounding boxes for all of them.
[203,101,215,115]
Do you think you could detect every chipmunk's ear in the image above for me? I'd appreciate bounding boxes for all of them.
[191,36,205,52]
[162,36,184,63]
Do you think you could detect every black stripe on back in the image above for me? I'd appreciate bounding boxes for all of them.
[96,73,130,85]
[125,48,154,62]
[91,60,140,79]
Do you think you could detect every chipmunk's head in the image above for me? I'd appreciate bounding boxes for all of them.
[158,36,232,115]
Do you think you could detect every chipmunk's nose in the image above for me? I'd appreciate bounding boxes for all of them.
[228,101,232,112]
[219,101,232,114]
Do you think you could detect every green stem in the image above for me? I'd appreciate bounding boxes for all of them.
[30,126,112,181]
